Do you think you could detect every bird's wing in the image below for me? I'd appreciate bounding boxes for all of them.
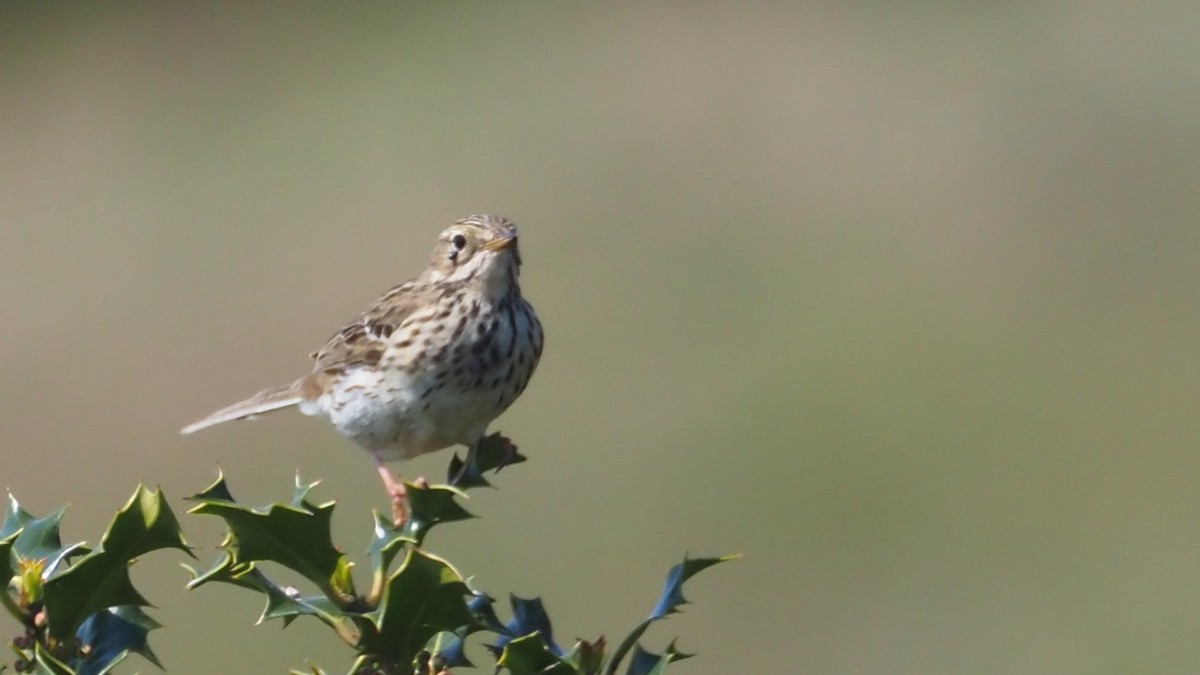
[310,279,427,373]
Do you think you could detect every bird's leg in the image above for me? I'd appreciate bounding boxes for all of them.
[372,455,408,529]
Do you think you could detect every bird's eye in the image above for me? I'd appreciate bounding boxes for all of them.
[451,234,467,250]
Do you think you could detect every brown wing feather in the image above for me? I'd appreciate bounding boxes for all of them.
[310,279,426,374]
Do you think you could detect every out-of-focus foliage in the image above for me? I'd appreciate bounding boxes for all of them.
[1,487,188,674]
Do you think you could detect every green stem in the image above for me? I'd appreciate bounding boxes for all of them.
[605,620,650,675]
[0,589,26,623]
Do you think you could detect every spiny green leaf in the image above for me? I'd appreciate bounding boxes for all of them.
[365,512,416,574]
[184,554,356,640]
[490,595,563,656]
[96,485,191,562]
[12,507,65,562]
[649,555,734,620]
[467,593,509,635]
[0,529,17,588]
[355,549,472,666]
[73,606,163,675]
[429,628,473,669]
[447,432,527,489]
[403,483,473,545]
[11,505,87,580]
[42,486,189,642]
[564,636,606,674]
[189,470,235,502]
[289,475,322,509]
[186,473,356,601]
[1,492,34,539]
[365,511,418,606]
[378,434,528,547]
[31,642,73,675]
[605,554,736,675]
[496,633,574,675]
[624,640,692,675]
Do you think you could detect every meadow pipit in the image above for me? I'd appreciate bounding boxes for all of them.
[181,214,544,526]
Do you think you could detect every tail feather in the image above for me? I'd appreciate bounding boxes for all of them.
[180,381,303,435]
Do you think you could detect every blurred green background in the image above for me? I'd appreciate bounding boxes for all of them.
[3,3,1200,673]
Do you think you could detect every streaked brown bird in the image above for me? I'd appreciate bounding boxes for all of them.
[181,214,543,527]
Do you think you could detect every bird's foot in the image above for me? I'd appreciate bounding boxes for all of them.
[375,460,410,529]
[387,482,408,530]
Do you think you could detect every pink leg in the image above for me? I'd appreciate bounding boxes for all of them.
[373,456,408,528]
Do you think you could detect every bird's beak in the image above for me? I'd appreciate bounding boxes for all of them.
[481,235,516,252]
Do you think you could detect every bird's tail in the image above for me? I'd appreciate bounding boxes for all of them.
[180,381,303,435]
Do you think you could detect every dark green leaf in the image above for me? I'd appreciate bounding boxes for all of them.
[447,432,527,489]
[365,512,416,574]
[1,492,34,539]
[73,606,163,675]
[186,473,356,602]
[564,636,606,674]
[402,483,473,545]
[649,556,731,620]
[184,554,355,639]
[0,529,17,589]
[605,555,735,675]
[92,486,190,562]
[31,642,73,675]
[42,486,189,641]
[431,628,472,669]
[624,640,692,675]
[12,506,81,576]
[189,471,235,502]
[467,593,509,635]
[490,595,562,656]
[355,549,472,667]
[496,633,574,675]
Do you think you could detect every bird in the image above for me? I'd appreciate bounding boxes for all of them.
[181,214,543,527]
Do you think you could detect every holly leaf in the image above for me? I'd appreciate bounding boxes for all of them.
[184,553,357,641]
[368,433,528,550]
[12,506,67,563]
[651,555,731,620]
[73,606,163,675]
[402,483,474,545]
[355,549,472,667]
[564,636,606,674]
[605,554,736,675]
[4,497,88,580]
[186,472,356,602]
[467,593,509,634]
[495,633,574,675]
[428,629,471,669]
[489,595,563,656]
[425,592,513,669]
[32,642,74,675]
[624,640,692,675]
[1,492,36,539]
[0,528,17,587]
[365,511,415,574]
[447,432,527,489]
[42,486,190,641]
